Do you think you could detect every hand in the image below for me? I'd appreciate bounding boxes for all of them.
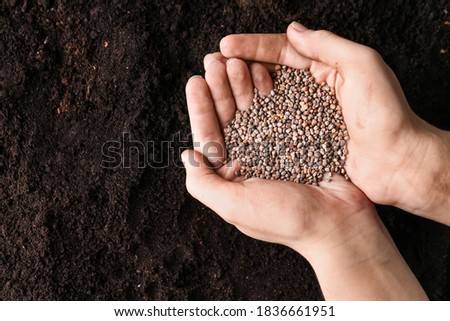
[219,22,450,225]
[183,56,372,254]
[182,51,427,299]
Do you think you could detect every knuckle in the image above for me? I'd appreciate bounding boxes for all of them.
[206,60,225,75]
[251,67,266,83]
[230,70,246,82]
[227,59,247,81]
[360,46,382,63]
[204,53,224,69]
[201,131,223,148]
[315,29,334,41]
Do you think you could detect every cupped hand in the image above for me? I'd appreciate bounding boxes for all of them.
[219,22,450,224]
[182,52,428,300]
[183,51,378,255]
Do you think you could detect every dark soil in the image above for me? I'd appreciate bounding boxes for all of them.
[2,0,449,300]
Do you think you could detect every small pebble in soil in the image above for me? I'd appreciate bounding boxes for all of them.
[224,65,349,185]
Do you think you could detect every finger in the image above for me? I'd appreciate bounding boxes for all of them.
[186,76,225,166]
[226,58,254,110]
[249,63,273,96]
[204,52,228,69]
[182,150,242,223]
[205,60,236,127]
[286,22,367,73]
[259,62,278,74]
[220,33,312,70]
[203,52,277,73]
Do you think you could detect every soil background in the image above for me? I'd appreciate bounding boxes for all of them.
[2,0,450,300]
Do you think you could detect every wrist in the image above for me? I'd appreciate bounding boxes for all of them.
[395,119,450,225]
[299,209,428,300]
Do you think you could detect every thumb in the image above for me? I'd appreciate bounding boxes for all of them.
[286,22,367,72]
[181,150,242,223]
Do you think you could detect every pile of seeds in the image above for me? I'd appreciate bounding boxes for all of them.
[224,65,349,185]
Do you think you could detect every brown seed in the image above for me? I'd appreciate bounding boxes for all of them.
[224,65,349,184]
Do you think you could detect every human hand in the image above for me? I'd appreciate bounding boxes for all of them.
[182,53,427,299]
[183,56,373,255]
[219,22,450,225]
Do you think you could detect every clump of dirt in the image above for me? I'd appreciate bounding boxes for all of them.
[2,0,449,300]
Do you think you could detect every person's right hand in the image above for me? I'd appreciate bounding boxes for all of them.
[182,64,427,300]
[220,22,450,225]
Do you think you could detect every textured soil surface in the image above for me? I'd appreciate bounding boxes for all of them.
[2,0,450,300]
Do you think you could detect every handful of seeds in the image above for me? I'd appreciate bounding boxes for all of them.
[224,65,349,185]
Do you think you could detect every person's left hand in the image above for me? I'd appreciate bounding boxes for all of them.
[182,53,376,254]
[181,53,427,300]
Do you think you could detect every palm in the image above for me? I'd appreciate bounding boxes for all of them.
[225,173,370,250]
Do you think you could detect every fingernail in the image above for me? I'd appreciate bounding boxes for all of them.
[290,21,308,32]
[188,75,203,82]
[203,53,212,67]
